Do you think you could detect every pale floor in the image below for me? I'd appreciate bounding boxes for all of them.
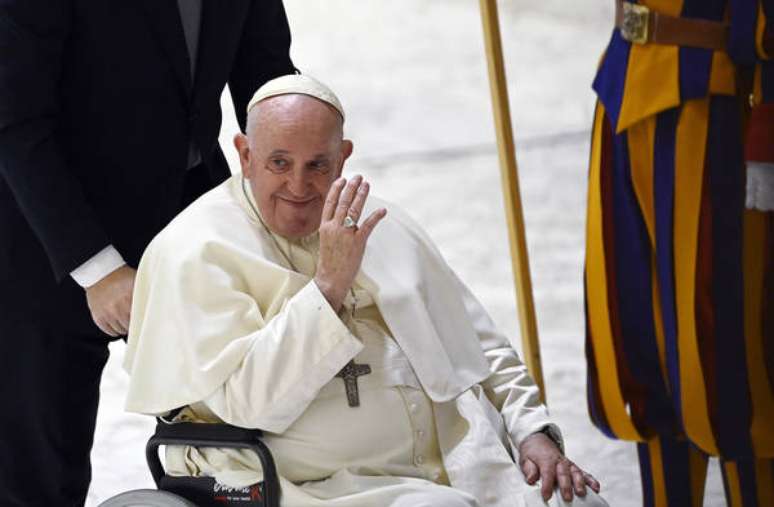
[87,1,727,505]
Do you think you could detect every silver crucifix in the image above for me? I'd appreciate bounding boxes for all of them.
[335,360,372,407]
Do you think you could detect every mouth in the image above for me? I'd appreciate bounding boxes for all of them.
[276,195,317,208]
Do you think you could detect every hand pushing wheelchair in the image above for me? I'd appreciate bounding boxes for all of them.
[99,420,281,507]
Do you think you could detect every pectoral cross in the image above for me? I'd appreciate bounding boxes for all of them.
[335,360,372,407]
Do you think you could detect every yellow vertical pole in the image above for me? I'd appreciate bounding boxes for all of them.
[478,0,546,401]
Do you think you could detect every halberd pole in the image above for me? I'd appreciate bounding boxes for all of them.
[478,0,546,401]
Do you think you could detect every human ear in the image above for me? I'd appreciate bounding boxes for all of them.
[335,140,353,178]
[234,133,252,177]
[341,139,353,160]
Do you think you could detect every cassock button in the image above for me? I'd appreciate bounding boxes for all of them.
[409,403,418,413]
[416,430,425,438]
[415,455,425,465]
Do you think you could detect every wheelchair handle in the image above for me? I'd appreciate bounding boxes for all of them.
[145,422,280,507]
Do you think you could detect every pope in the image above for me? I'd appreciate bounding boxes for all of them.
[124,74,607,507]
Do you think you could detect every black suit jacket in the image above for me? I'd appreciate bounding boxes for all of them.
[0,0,295,321]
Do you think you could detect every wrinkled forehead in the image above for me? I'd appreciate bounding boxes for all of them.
[247,94,344,150]
[252,93,342,124]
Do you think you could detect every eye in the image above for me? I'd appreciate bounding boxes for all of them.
[268,158,289,172]
[309,160,330,173]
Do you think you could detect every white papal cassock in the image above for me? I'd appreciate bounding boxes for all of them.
[124,174,607,507]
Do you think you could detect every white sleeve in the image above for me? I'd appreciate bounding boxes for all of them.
[453,273,563,452]
[746,162,774,211]
[201,281,363,433]
[69,244,126,287]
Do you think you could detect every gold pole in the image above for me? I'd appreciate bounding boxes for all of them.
[478,0,545,401]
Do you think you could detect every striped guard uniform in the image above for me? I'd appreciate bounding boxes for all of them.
[584,1,774,506]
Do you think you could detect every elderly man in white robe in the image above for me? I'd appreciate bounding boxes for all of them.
[124,74,607,507]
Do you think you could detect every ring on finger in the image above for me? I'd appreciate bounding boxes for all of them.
[343,215,358,229]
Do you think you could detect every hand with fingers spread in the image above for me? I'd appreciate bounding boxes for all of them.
[518,431,601,502]
[314,175,387,312]
[85,265,137,337]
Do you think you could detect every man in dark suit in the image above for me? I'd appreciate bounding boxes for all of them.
[0,1,295,504]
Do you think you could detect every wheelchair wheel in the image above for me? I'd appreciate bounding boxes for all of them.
[98,489,199,507]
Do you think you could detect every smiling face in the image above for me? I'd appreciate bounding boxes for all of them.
[235,94,352,239]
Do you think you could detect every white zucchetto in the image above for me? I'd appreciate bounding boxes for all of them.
[246,74,345,121]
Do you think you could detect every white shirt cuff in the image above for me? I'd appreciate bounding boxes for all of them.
[747,162,774,211]
[69,245,127,288]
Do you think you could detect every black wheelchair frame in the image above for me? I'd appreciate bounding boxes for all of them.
[145,421,281,507]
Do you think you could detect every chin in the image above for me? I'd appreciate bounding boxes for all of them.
[273,203,321,237]
[276,216,319,239]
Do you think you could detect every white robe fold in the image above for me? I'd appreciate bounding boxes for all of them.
[124,174,607,507]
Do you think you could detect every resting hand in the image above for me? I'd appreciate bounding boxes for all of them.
[314,175,386,312]
[85,265,136,337]
[518,432,601,502]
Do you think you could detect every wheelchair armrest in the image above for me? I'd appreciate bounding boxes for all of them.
[151,421,265,444]
[146,421,279,507]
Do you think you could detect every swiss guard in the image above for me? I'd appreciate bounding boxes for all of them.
[584,0,773,506]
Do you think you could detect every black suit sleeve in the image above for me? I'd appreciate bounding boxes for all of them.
[228,0,297,132]
[0,0,111,282]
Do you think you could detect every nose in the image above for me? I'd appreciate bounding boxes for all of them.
[286,168,309,196]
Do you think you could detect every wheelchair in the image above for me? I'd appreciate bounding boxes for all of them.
[99,420,280,507]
